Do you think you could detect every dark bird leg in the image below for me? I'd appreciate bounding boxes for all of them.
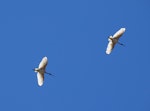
[45,72,54,76]
[117,41,125,46]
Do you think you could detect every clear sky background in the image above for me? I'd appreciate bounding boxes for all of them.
[0,0,150,111]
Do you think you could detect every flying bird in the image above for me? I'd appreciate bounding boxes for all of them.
[33,56,53,86]
[106,28,126,54]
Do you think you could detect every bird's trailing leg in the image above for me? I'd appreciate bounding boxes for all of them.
[117,41,125,46]
[45,72,54,76]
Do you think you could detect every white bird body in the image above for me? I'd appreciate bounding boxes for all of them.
[106,28,126,54]
[34,56,49,86]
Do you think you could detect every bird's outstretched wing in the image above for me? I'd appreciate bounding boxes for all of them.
[106,40,115,54]
[113,28,126,39]
[37,72,44,86]
[38,57,48,69]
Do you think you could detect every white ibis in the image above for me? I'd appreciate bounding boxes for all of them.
[33,56,53,86]
[106,28,126,54]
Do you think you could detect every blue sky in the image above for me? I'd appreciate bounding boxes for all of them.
[0,0,150,111]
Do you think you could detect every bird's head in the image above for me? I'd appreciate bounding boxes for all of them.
[108,36,113,41]
[108,35,113,38]
[33,68,39,72]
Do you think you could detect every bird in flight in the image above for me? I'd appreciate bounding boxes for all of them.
[106,28,126,54]
[33,56,53,86]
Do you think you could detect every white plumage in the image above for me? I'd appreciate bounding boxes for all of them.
[106,28,126,54]
[37,72,44,86]
[34,57,48,86]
